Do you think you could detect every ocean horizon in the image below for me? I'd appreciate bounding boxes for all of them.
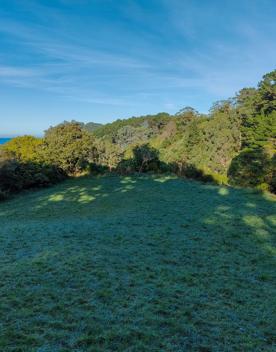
[0,138,12,145]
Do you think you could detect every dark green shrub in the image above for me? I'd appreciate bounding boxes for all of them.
[228,148,272,189]
[116,159,136,175]
[89,163,109,175]
[0,150,66,200]
[132,144,160,173]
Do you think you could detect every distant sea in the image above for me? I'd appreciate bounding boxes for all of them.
[0,138,12,145]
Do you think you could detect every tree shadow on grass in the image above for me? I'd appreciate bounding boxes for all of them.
[0,175,275,351]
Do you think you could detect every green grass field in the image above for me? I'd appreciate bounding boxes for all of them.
[0,175,275,351]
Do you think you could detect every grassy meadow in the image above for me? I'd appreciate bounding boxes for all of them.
[0,175,275,351]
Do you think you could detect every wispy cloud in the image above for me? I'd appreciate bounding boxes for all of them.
[0,0,275,130]
[0,65,38,78]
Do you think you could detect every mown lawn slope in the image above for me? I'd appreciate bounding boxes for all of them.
[0,175,275,351]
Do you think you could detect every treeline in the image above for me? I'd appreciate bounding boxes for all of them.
[0,124,95,199]
[94,69,275,191]
[0,70,275,199]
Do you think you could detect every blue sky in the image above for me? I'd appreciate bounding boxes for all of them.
[0,0,275,136]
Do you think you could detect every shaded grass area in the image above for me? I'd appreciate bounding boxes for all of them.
[0,175,275,351]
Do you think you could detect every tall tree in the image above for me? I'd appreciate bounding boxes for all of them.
[42,121,96,174]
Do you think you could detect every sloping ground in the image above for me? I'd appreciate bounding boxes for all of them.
[0,175,275,351]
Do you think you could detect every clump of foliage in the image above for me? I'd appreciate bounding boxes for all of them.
[0,122,97,199]
[228,148,273,190]
[161,101,241,178]
[3,135,43,162]
[83,121,103,133]
[90,70,275,193]
[232,69,276,192]
[95,140,124,172]
[42,121,97,175]
[93,112,171,145]
[0,149,65,199]
[116,144,160,174]
[131,144,160,173]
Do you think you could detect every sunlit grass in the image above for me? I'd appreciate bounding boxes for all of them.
[0,175,275,351]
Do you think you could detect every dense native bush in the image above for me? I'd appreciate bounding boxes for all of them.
[116,158,136,175]
[116,144,160,174]
[92,70,275,192]
[228,148,273,190]
[166,105,240,175]
[95,140,124,172]
[132,144,160,173]
[232,69,276,192]
[0,122,99,199]
[3,135,43,162]
[1,70,275,199]
[93,112,171,142]
[0,122,100,199]
[0,150,65,199]
[42,121,97,175]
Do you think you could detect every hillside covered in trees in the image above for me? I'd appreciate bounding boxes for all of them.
[0,69,275,199]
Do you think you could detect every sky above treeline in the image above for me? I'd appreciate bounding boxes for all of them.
[0,0,275,136]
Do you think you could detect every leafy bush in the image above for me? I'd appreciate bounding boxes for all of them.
[132,144,160,173]
[3,135,43,162]
[228,148,273,190]
[42,121,97,175]
[116,158,136,175]
[0,150,66,199]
